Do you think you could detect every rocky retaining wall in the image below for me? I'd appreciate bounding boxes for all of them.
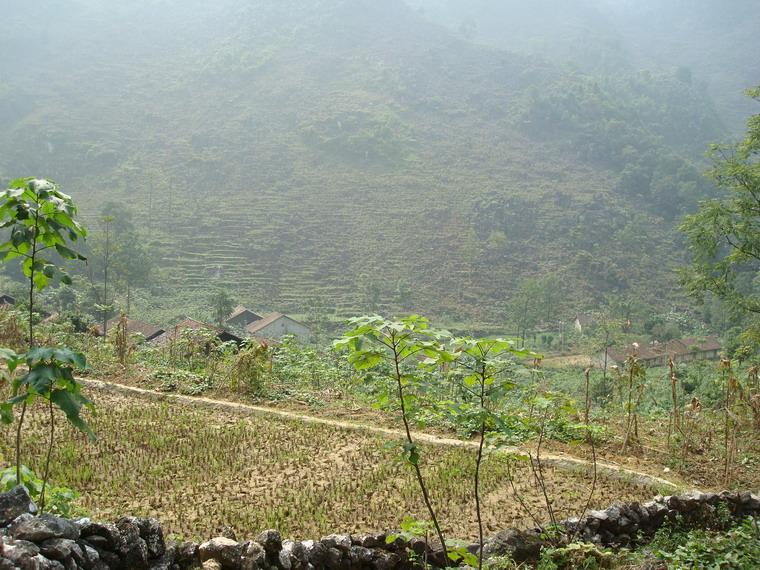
[0,486,758,569]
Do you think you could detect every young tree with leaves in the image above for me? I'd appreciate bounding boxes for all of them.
[0,178,87,346]
[0,348,92,508]
[0,177,92,497]
[680,87,760,348]
[86,203,153,325]
[210,289,235,326]
[444,337,537,570]
[507,277,542,347]
[335,315,453,563]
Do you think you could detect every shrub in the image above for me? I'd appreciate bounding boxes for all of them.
[148,368,212,395]
[652,517,760,569]
[0,465,84,518]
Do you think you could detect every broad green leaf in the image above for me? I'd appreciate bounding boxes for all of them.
[347,350,384,370]
[0,348,20,372]
[50,389,95,441]
[26,347,55,364]
[23,365,59,393]
[0,402,14,424]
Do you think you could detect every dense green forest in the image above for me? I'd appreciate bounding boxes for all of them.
[0,0,757,327]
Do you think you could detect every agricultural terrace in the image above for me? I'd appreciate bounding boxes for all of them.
[1,387,655,542]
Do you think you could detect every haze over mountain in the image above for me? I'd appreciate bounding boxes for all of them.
[1,0,756,325]
[409,0,760,132]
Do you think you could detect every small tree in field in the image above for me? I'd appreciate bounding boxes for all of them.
[0,348,92,508]
[444,337,537,570]
[335,315,453,562]
[0,177,92,500]
[210,289,234,326]
[620,354,646,453]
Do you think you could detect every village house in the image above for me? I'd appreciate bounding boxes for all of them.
[96,317,165,341]
[245,312,311,343]
[152,317,243,345]
[225,305,262,329]
[595,335,722,368]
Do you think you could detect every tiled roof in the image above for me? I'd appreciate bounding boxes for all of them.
[245,312,286,334]
[96,317,164,340]
[153,317,242,344]
[226,305,262,322]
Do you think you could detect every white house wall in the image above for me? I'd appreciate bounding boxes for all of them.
[257,319,311,342]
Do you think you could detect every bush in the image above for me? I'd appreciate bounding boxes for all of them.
[148,368,212,395]
[537,542,621,569]
[0,465,84,518]
[652,517,760,569]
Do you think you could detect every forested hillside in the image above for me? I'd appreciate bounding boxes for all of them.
[0,0,741,325]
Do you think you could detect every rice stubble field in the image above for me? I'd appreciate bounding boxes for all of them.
[1,388,656,541]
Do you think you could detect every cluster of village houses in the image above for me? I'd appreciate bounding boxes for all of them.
[0,294,725,361]
[595,336,722,368]
[97,305,312,345]
[104,309,723,367]
[1,294,312,345]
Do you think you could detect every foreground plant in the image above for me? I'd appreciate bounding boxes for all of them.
[0,177,87,347]
[619,354,645,453]
[0,177,90,492]
[443,337,537,569]
[0,347,93,510]
[0,464,81,517]
[335,315,453,562]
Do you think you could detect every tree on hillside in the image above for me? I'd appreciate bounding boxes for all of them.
[680,87,760,348]
[95,215,114,335]
[507,278,540,346]
[395,278,413,312]
[507,276,561,346]
[537,274,562,322]
[357,273,382,312]
[86,203,153,327]
[210,289,234,326]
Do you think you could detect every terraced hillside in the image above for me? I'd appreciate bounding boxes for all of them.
[0,0,730,323]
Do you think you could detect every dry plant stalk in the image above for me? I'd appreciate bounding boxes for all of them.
[621,354,644,454]
[114,313,129,368]
[745,365,760,431]
[667,357,681,449]
[0,307,24,349]
[583,366,593,426]
[720,358,738,485]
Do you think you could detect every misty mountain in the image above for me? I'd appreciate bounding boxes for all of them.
[0,0,743,324]
[409,0,760,132]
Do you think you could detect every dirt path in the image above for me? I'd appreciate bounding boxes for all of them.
[82,378,681,492]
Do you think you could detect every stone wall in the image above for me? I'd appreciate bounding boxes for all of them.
[1,486,758,569]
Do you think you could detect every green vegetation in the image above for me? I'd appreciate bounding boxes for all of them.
[0,177,87,345]
[535,517,760,569]
[335,315,454,561]
[0,464,82,519]
[650,516,760,569]
[681,88,760,351]
[0,177,93,512]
